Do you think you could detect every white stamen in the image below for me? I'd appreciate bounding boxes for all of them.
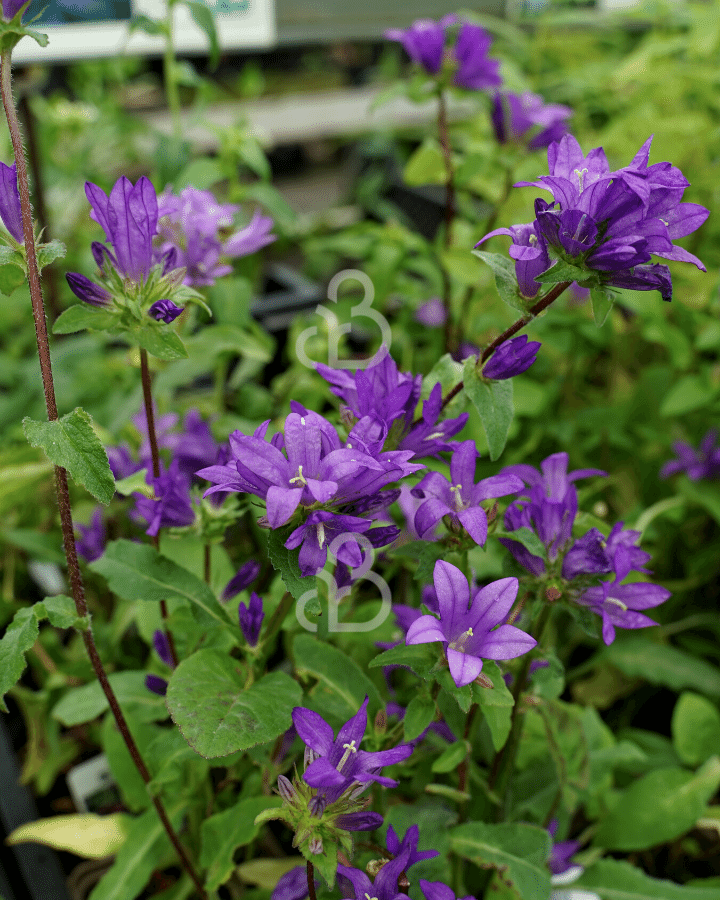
[289,464,307,486]
[301,416,306,425]
[451,627,474,653]
[605,596,628,612]
[574,167,589,192]
[337,739,358,772]
[317,521,326,548]
[449,483,465,511]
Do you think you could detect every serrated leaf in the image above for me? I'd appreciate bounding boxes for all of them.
[53,304,117,334]
[369,642,438,681]
[267,526,316,602]
[463,357,514,461]
[201,799,283,891]
[23,408,115,504]
[166,650,301,757]
[0,606,40,713]
[471,250,527,313]
[185,0,220,68]
[0,262,26,295]
[534,260,589,284]
[494,527,545,559]
[52,671,167,726]
[36,240,66,269]
[42,594,88,630]
[576,858,720,900]
[450,821,552,900]
[6,813,131,859]
[293,633,383,724]
[132,325,188,361]
[594,757,720,851]
[90,539,233,629]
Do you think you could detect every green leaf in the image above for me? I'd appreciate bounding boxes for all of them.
[185,0,220,68]
[450,821,552,900]
[599,637,720,699]
[52,672,167,727]
[0,262,26,295]
[22,408,115,505]
[534,260,589,284]
[128,14,168,36]
[471,250,527,313]
[432,740,468,773]
[87,804,181,900]
[267,526,317,603]
[594,757,720,851]
[671,693,720,767]
[463,357,514,461]
[0,607,40,713]
[369,642,438,681]
[6,813,131,859]
[591,286,616,325]
[42,594,88,630]
[200,798,283,891]
[404,692,436,741]
[576,858,720,900]
[403,140,446,186]
[166,651,301,758]
[472,661,515,751]
[293,633,383,724]
[113,469,151,497]
[660,375,717,416]
[90,540,233,630]
[36,240,67,269]
[494,527,545,559]
[132,325,188,361]
[53,304,117,334]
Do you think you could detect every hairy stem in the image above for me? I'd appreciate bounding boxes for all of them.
[1,50,204,899]
[307,861,317,900]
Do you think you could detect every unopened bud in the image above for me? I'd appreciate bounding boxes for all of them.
[474,672,494,689]
[304,745,318,770]
[277,774,296,803]
[309,837,323,855]
[545,586,562,602]
[486,500,499,525]
[374,708,387,734]
[398,873,411,895]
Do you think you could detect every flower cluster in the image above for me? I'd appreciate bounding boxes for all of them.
[477,134,709,302]
[660,429,720,481]
[385,16,501,91]
[156,185,275,287]
[491,90,572,151]
[500,452,670,643]
[198,406,423,575]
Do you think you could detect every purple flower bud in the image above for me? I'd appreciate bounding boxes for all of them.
[385,18,451,74]
[482,335,541,380]
[0,162,23,242]
[145,674,168,696]
[238,591,264,646]
[222,560,261,600]
[152,629,175,667]
[66,272,112,308]
[148,299,184,323]
[2,1,28,22]
[74,509,106,562]
[276,774,296,803]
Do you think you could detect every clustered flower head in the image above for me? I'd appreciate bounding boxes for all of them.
[385,16,501,91]
[477,134,709,302]
[491,90,572,151]
[198,406,424,575]
[500,452,670,643]
[156,185,275,287]
[406,560,536,687]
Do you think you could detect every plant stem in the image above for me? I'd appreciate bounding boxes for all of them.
[488,600,553,821]
[139,347,179,667]
[204,543,211,584]
[307,861,317,900]
[437,280,573,416]
[437,89,456,355]
[0,50,205,900]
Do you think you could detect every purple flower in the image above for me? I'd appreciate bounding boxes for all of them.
[293,696,413,804]
[85,176,159,282]
[222,560,261,600]
[475,221,551,299]
[132,460,195,537]
[412,440,523,544]
[492,91,572,150]
[152,629,175,667]
[157,187,275,287]
[386,824,439,868]
[144,674,169,696]
[0,162,23,243]
[75,508,106,562]
[482,335,541,380]
[415,297,447,327]
[406,560,536,687]
[65,272,112,308]
[238,592,264,646]
[271,866,320,900]
[2,0,28,21]
[547,820,581,876]
[661,429,720,481]
[385,18,452,74]
[420,881,476,900]
[453,21,501,91]
[148,299,184,323]
[338,849,412,900]
[285,511,381,578]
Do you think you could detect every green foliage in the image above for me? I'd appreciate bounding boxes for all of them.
[576,858,720,900]
[463,356,514,461]
[671,693,720,767]
[23,407,115,504]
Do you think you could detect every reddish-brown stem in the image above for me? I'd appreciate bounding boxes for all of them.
[1,50,204,900]
[437,90,456,355]
[307,861,318,900]
[139,347,179,666]
[435,280,573,417]
[204,544,211,585]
